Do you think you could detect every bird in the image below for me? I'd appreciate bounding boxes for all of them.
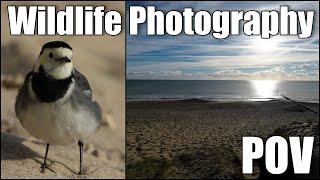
[15,41,102,175]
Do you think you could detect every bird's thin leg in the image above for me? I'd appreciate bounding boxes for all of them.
[78,140,84,175]
[41,143,50,173]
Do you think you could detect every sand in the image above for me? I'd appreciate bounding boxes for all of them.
[1,132,124,179]
[1,1,125,178]
[126,100,319,179]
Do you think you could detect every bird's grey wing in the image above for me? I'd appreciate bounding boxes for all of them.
[74,69,92,98]
[15,71,33,116]
[72,69,102,122]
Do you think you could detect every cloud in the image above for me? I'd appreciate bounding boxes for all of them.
[291,63,319,70]
[160,70,183,76]
[128,71,156,75]
[211,69,243,77]
[128,63,319,80]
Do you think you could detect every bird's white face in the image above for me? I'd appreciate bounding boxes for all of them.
[34,47,74,79]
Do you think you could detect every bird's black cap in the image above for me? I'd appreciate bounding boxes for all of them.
[40,41,72,54]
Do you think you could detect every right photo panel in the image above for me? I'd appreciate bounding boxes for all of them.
[126,1,319,179]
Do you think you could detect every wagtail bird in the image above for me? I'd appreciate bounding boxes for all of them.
[15,41,102,175]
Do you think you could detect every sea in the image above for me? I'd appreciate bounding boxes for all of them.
[126,80,319,103]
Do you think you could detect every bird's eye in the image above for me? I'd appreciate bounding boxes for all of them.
[49,52,53,58]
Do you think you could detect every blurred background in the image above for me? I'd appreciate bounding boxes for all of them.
[1,1,125,178]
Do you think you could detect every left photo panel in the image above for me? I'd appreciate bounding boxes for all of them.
[1,1,125,178]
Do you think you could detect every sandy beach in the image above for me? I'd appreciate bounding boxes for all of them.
[126,99,319,179]
[1,132,124,179]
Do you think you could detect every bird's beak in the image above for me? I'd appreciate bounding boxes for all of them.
[55,56,71,63]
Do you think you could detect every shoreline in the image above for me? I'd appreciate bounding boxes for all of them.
[126,97,319,104]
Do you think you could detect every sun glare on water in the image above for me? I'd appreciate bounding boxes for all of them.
[251,80,279,100]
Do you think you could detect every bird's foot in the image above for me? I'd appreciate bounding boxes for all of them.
[40,163,48,173]
[40,163,56,174]
[78,170,82,175]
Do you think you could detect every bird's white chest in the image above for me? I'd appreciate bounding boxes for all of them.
[19,100,97,145]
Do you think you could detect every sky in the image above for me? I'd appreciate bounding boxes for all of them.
[126,1,319,81]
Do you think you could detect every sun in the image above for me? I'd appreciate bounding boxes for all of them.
[251,37,279,53]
